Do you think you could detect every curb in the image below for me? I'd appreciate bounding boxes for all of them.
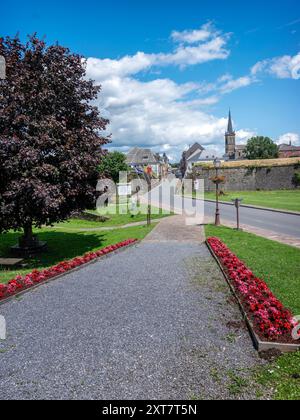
[203,199,300,217]
[0,241,140,307]
[206,240,300,354]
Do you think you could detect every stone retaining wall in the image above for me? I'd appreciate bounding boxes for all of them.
[193,164,300,192]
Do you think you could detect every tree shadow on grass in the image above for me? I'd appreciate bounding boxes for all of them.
[0,230,105,272]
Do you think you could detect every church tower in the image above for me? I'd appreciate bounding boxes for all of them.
[225,110,236,159]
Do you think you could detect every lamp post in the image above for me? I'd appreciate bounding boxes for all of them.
[144,166,153,226]
[214,158,221,226]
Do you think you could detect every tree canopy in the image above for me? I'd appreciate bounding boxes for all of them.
[98,151,129,183]
[0,35,109,242]
[244,136,279,160]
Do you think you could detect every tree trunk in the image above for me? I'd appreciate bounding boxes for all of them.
[19,223,36,248]
[24,223,33,241]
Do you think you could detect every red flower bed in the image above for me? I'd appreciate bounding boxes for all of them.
[207,237,298,342]
[0,239,138,301]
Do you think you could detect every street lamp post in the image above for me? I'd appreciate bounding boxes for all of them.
[214,158,221,226]
[144,166,153,226]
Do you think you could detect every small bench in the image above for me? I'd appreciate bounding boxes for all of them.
[0,258,25,269]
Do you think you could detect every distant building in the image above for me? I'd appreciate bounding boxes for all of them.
[224,110,246,160]
[197,149,220,164]
[278,143,300,158]
[155,152,170,178]
[180,143,225,177]
[182,143,204,174]
[126,147,169,178]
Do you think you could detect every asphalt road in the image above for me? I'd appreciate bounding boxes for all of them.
[203,200,300,239]
[145,181,300,239]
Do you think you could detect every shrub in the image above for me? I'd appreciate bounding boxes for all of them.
[293,172,300,187]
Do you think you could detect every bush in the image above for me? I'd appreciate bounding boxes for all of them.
[293,172,300,187]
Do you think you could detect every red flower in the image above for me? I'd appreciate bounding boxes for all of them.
[207,237,294,341]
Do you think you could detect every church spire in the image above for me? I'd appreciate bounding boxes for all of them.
[227,109,234,134]
[225,109,236,159]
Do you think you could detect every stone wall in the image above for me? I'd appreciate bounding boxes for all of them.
[193,164,300,192]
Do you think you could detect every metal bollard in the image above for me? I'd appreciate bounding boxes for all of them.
[232,198,243,230]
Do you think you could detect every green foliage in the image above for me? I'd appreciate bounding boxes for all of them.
[0,35,109,234]
[98,151,129,183]
[293,172,300,187]
[245,136,279,160]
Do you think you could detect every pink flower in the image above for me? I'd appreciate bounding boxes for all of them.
[207,237,294,340]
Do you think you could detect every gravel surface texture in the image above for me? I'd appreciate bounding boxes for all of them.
[0,224,265,400]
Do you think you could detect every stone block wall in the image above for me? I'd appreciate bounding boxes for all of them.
[193,164,300,192]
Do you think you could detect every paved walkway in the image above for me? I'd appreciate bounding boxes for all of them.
[144,215,205,243]
[0,217,264,400]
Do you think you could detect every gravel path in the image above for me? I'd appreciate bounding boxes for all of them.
[0,219,264,400]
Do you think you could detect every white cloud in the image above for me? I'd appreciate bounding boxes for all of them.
[85,24,236,161]
[157,37,230,67]
[188,96,220,106]
[277,132,300,145]
[219,76,254,94]
[90,72,230,160]
[87,52,154,79]
[171,22,217,44]
[236,129,256,144]
[87,22,231,80]
[197,73,256,96]
[251,52,300,80]
[85,24,268,161]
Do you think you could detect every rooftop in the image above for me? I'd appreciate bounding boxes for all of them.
[279,144,300,151]
[126,147,159,165]
[185,143,204,160]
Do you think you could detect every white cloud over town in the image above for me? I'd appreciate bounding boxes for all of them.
[277,132,300,145]
[86,24,298,161]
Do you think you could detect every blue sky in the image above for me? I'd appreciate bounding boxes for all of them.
[2,0,300,160]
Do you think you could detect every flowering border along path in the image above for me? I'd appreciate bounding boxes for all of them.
[0,239,138,303]
[207,237,300,352]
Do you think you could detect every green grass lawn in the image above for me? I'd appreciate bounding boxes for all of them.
[205,225,300,400]
[205,225,300,314]
[204,190,300,212]
[84,203,172,227]
[0,223,154,284]
[255,351,300,401]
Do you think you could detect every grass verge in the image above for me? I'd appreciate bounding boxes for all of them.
[204,190,300,213]
[205,225,300,314]
[255,352,300,400]
[205,224,300,400]
[0,224,154,284]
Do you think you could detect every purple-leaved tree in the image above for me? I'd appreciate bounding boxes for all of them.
[0,35,109,251]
